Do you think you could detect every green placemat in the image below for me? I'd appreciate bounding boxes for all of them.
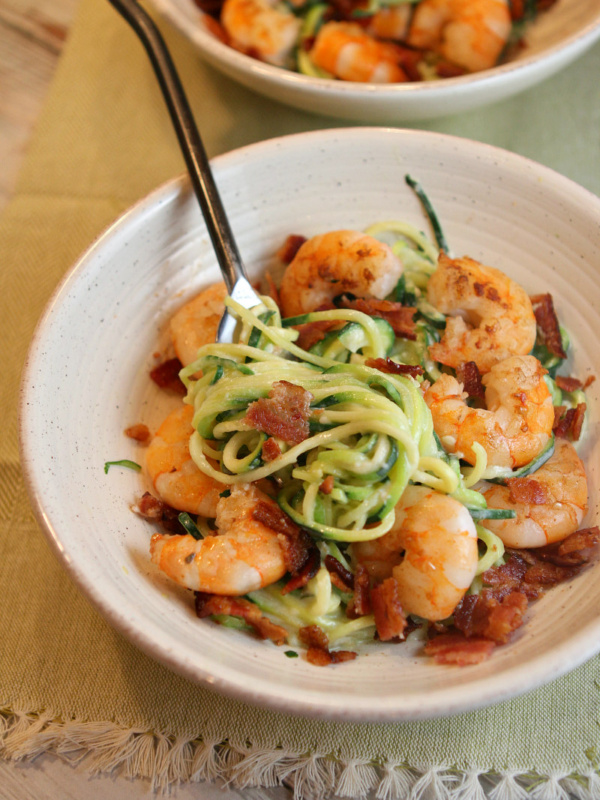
[2,0,600,794]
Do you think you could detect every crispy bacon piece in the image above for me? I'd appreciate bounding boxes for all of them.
[261,437,282,462]
[135,492,182,533]
[281,545,320,595]
[277,234,307,265]
[553,403,586,441]
[364,358,423,378]
[536,527,600,567]
[324,555,354,593]
[150,357,186,395]
[299,625,357,666]
[456,361,485,399]
[252,498,300,538]
[424,632,496,665]
[295,318,340,350]
[124,423,151,443]
[553,405,567,430]
[484,542,595,600]
[346,563,371,618]
[530,294,566,359]
[480,552,532,598]
[246,381,313,444]
[507,477,548,505]
[370,578,407,641]
[195,593,288,645]
[340,297,417,340]
[571,403,587,441]
[251,500,312,576]
[453,591,528,644]
[522,560,580,586]
[299,624,329,649]
[319,475,335,494]
[555,375,582,393]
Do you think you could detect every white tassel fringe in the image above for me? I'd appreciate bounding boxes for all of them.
[0,708,598,799]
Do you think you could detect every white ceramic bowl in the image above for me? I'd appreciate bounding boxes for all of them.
[150,0,600,122]
[20,128,600,721]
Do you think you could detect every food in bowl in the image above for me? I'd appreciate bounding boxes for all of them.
[195,0,559,82]
[128,181,598,668]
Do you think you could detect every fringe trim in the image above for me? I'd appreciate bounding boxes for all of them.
[0,708,597,799]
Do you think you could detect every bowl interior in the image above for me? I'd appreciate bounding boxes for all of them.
[20,128,600,721]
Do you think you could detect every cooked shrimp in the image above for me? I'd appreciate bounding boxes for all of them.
[309,22,408,82]
[278,229,403,317]
[366,6,412,41]
[145,405,225,517]
[427,253,537,373]
[150,483,288,594]
[221,0,301,66]
[481,439,588,548]
[351,486,478,621]
[169,282,227,367]
[424,355,554,469]
[407,0,511,72]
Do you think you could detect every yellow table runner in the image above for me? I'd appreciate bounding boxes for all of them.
[2,0,600,795]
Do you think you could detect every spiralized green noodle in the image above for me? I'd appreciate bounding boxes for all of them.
[475,525,506,576]
[183,296,444,541]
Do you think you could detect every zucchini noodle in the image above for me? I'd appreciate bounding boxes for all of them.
[184,303,442,541]
[475,525,505,576]
[461,442,488,488]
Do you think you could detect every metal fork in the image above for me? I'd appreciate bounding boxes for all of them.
[106,0,261,343]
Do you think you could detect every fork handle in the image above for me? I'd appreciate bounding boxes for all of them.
[107,0,246,292]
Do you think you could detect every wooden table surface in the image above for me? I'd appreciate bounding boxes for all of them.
[0,0,80,212]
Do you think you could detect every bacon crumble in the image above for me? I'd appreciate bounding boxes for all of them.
[277,234,307,265]
[135,492,183,533]
[370,578,407,641]
[246,380,313,444]
[530,293,566,359]
[507,477,548,505]
[424,633,496,666]
[536,527,600,567]
[251,499,313,578]
[281,545,321,594]
[364,358,423,378]
[298,625,357,666]
[124,423,151,443]
[555,375,582,393]
[339,297,417,340]
[324,555,354,593]
[261,437,282,462]
[195,593,289,645]
[456,361,485,399]
[346,564,371,618]
[453,590,528,644]
[553,403,586,441]
[319,475,335,495]
[294,317,340,350]
[149,357,186,394]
